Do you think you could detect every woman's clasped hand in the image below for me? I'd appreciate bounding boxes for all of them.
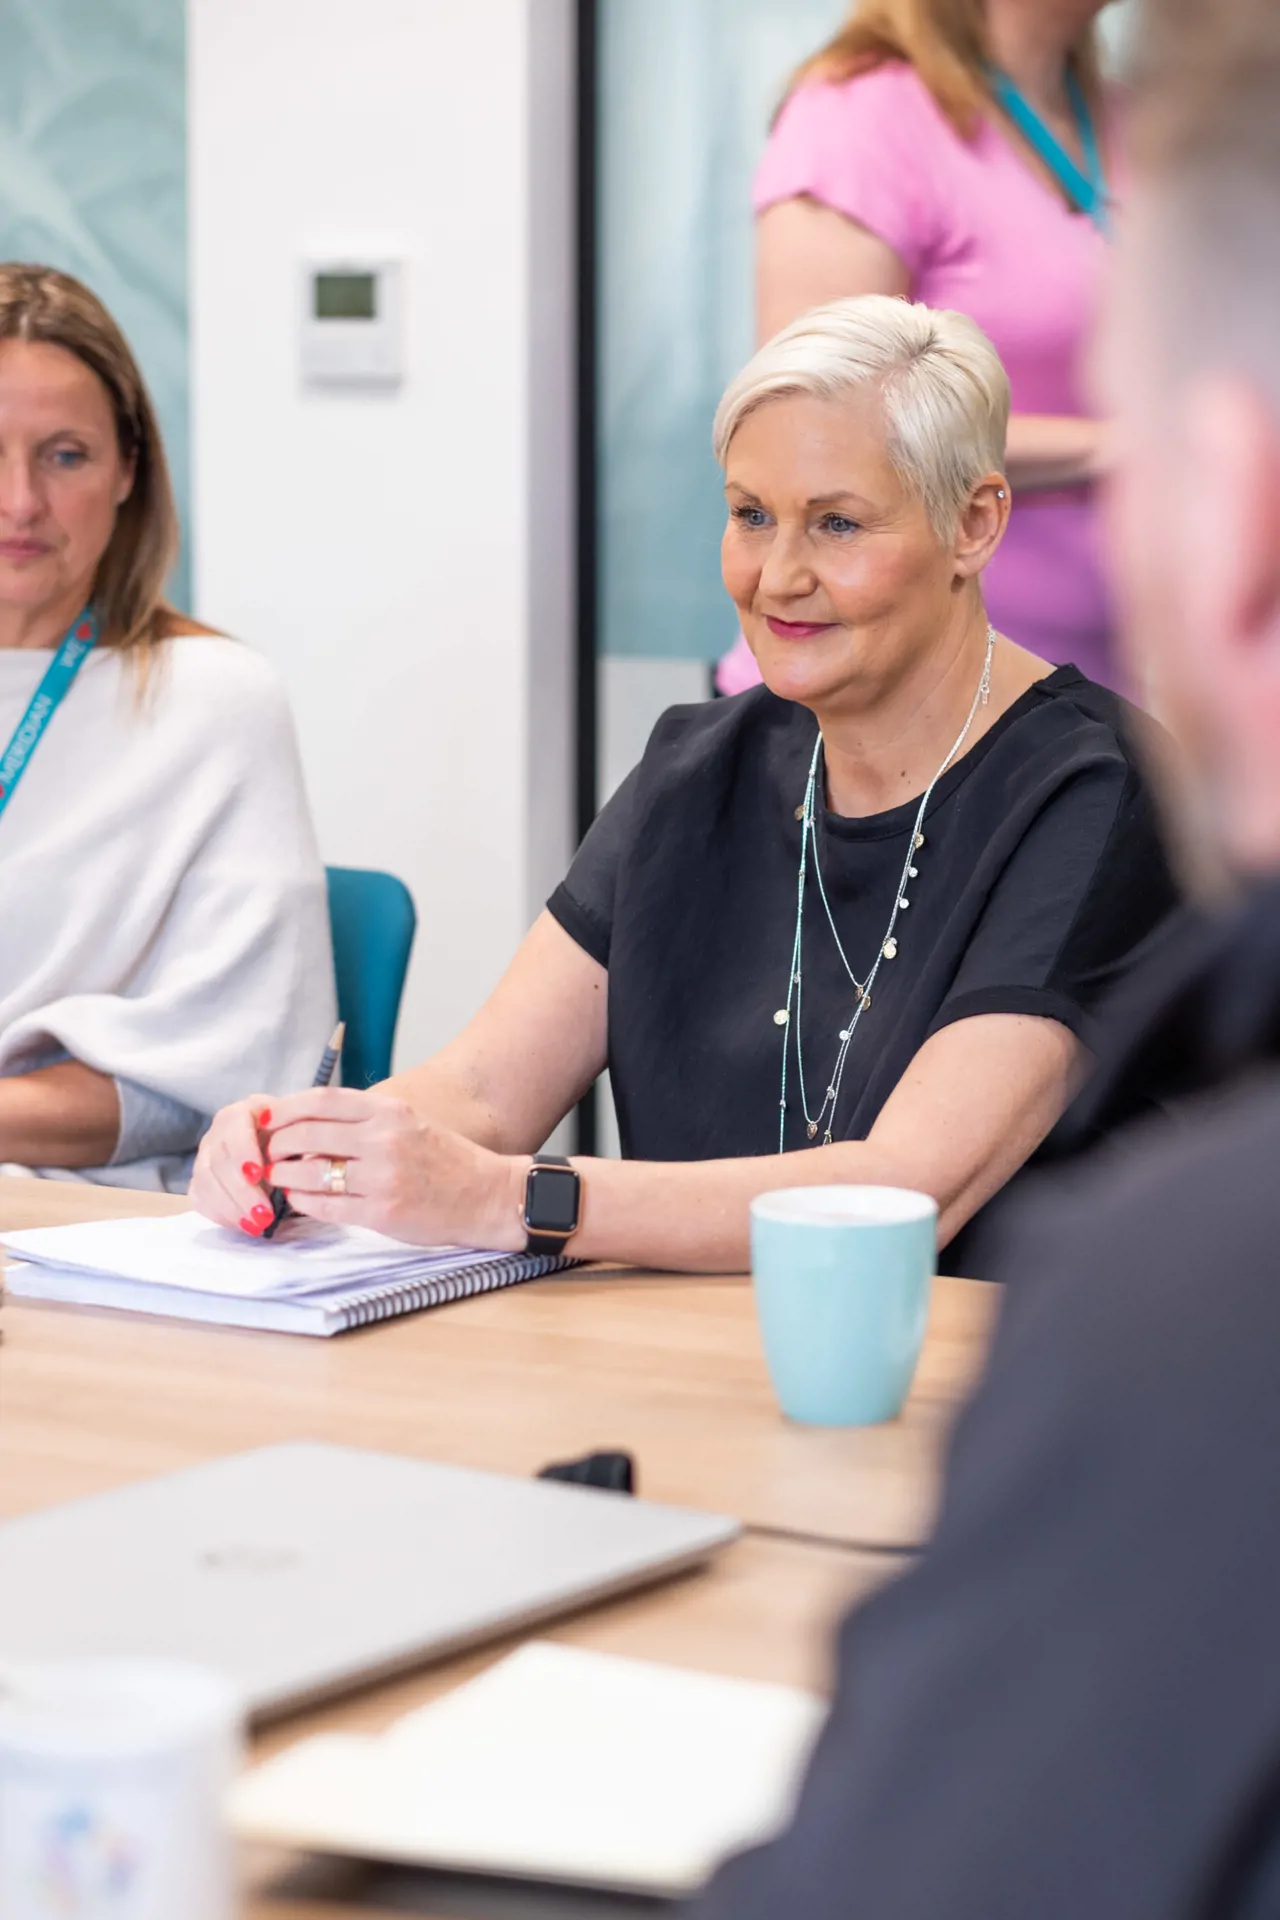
[196,1090,528,1251]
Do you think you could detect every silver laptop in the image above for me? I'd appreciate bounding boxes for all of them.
[0,1442,739,1718]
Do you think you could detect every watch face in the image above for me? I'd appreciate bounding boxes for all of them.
[525,1164,579,1235]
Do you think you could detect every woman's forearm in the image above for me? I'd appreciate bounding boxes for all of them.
[205,1020,1076,1261]
[379,914,609,1156]
[544,1138,950,1273]
[1005,413,1108,491]
[380,1058,511,1152]
[0,1062,121,1168]
[527,1019,1082,1271]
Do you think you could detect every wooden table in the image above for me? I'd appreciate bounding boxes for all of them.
[0,1176,997,1554]
[0,1173,997,1918]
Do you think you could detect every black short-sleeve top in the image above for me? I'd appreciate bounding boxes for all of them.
[549,669,1178,1193]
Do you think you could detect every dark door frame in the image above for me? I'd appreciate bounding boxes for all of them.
[574,0,600,1155]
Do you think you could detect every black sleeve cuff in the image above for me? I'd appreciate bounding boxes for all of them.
[927,984,1090,1043]
[547,884,612,969]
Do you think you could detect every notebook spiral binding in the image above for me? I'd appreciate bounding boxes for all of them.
[331,1252,579,1330]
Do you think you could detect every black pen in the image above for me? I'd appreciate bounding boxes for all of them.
[261,1021,346,1239]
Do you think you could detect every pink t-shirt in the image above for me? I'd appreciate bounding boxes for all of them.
[719,61,1115,696]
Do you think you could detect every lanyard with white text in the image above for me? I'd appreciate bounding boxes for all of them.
[989,67,1112,235]
[0,607,98,819]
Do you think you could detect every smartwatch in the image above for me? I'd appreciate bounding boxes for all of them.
[521,1152,579,1259]
[522,1154,582,1256]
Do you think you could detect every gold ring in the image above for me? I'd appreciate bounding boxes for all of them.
[322,1156,349,1197]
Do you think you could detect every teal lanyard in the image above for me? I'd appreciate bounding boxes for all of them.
[988,66,1111,235]
[0,607,97,819]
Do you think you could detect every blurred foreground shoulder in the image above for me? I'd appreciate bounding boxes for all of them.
[695,1075,1280,1920]
[988,1068,1280,1369]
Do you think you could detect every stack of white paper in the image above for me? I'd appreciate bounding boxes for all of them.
[1,1211,568,1336]
[230,1640,826,1896]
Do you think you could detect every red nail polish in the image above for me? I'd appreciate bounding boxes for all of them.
[256,1108,272,1127]
[238,1216,258,1234]
[250,1203,272,1225]
[242,1161,264,1183]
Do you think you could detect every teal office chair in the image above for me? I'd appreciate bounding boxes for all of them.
[325,867,418,1088]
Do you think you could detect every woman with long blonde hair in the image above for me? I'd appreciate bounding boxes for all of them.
[718,0,1119,696]
[0,264,334,1189]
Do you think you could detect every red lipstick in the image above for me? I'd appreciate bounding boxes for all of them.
[765,616,837,640]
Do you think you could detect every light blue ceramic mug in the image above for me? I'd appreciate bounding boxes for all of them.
[750,1186,937,1426]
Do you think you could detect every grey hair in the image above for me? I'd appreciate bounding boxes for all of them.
[712,295,1010,540]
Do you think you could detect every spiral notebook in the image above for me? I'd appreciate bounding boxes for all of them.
[0,1210,573,1336]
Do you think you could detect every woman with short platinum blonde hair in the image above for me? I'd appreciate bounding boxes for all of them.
[714,296,1010,539]
[195,294,1176,1273]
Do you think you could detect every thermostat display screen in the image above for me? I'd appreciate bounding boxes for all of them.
[313,272,377,321]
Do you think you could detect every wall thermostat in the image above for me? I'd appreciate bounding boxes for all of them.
[300,259,403,387]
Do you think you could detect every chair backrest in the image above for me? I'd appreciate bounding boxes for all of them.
[324,867,418,1088]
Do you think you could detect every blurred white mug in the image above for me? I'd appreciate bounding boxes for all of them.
[0,1657,242,1919]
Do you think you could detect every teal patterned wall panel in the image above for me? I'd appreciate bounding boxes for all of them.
[598,0,846,663]
[0,0,189,605]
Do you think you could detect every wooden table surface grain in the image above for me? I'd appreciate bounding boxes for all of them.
[0,1175,997,1553]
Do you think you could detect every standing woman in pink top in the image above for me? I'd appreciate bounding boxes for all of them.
[718,0,1117,696]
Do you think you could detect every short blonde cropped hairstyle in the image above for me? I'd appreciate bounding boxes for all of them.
[712,295,1010,542]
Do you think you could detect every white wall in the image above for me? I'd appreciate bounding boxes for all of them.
[188,0,575,1070]
[599,656,710,807]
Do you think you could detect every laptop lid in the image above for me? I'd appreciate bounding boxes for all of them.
[0,1443,740,1718]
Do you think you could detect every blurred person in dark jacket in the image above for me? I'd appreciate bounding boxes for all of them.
[690,2,1280,1916]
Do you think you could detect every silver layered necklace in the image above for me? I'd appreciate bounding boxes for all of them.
[775,625,997,1152]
